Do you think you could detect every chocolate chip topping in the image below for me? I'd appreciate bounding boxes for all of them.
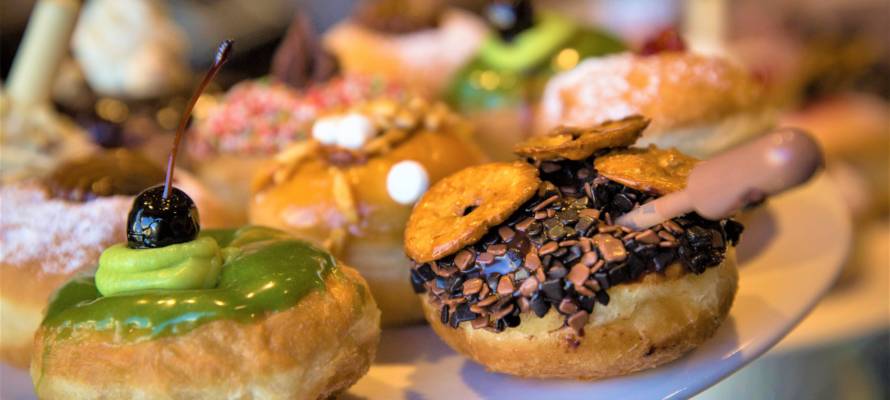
[411,155,743,336]
[42,149,165,202]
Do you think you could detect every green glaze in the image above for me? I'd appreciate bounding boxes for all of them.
[447,13,624,110]
[478,12,577,72]
[96,237,224,296]
[41,226,336,341]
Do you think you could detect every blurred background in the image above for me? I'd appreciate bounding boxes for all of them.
[1,0,887,398]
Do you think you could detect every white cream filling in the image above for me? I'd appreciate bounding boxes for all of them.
[635,109,778,158]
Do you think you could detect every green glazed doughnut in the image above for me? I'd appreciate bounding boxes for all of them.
[447,11,625,110]
[42,226,336,341]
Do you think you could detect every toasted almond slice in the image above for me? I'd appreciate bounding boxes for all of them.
[274,140,320,164]
[330,167,359,225]
[252,141,320,193]
[594,145,698,194]
[514,116,649,161]
[405,162,540,263]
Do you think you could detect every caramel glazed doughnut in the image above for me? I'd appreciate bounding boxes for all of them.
[537,51,775,158]
[405,116,742,379]
[250,95,485,326]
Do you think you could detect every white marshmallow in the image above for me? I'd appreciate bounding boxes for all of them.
[335,113,376,149]
[311,117,339,145]
[386,160,430,205]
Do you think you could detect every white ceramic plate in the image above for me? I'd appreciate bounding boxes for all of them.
[775,220,888,353]
[1,174,850,400]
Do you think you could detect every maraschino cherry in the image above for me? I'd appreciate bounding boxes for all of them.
[127,40,233,249]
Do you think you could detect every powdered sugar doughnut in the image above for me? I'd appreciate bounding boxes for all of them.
[0,184,130,367]
[538,52,775,157]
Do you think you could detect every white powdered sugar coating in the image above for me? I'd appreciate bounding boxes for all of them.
[540,53,646,129]
[538,52,755,135]
[538,52,774,157]
[0,185,131,275]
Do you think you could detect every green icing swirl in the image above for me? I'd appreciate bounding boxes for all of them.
[96,237,224,296]
[41,226,336,341]
[478,12,578,72]
[446,12,624,110]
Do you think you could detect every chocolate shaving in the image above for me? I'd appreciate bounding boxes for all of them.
[410,152,739,335]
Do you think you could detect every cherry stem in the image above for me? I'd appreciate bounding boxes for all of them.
[163,39,234,199]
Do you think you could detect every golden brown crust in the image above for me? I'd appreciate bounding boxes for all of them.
[190,154,270,226]
[515,116,649,161]
[0,184,130,368]
[249,125,485,325]
[594,146,699,194]
[421,252,738,379]
[31,265,381,399]
[341,236,426,326]
[1,266,75,368]
[405,162,540,263]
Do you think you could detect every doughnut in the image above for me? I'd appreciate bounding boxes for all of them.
[249,95,485,326]
[537,51,775,157]
[32,49,381,396]
[188,77,404,224]
[404,118,742,379]
[422,254,736,379]
[0,149,221,368]
[0,184,129,368]
[322,1,487,96]
[31,226,380,399]
[445,5,625,160]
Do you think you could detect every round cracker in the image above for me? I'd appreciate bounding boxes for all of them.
[405,162,540,263]
[595,146,698,194]
[515,116,649,161]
